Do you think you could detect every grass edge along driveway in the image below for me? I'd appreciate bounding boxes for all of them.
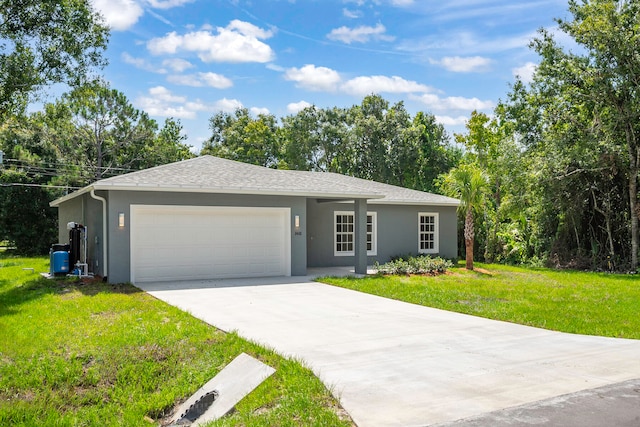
[321,263,640,340]
[0,255,353,427]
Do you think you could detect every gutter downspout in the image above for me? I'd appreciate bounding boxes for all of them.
[90,188,108,281]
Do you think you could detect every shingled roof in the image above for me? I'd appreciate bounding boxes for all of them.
[51,156,459,207]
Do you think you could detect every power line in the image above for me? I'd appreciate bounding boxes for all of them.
[0,183,81,190]
[3,158,139,173]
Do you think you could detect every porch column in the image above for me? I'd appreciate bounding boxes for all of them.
[354,198,368,275]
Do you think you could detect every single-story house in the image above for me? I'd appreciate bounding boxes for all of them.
[50,155,460,283]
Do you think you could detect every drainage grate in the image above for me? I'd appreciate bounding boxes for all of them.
[174,390,218,425]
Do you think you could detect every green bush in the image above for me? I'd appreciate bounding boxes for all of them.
[374,255,453,275]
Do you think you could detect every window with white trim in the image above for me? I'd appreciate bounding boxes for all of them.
[334,211,377,256]
[418,212,439,254]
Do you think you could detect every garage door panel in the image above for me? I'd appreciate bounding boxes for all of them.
[131,205,290,283]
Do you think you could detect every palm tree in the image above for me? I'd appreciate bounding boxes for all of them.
[441,163,487,270]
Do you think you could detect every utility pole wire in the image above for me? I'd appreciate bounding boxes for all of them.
[0,183,81,190]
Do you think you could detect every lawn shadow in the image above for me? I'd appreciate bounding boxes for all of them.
[469,267,496,277]
[0,277,141,317]
[71,279,142,297]
[450,265,496,277]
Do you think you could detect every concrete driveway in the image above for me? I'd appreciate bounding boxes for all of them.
[138,275,640,427]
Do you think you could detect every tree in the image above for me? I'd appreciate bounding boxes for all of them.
[0,170,58,254]
[278,101,459,189]
[0,0,109,118]
[526,0,640,270]
[52,80,179,183]
[440,163,488,270]
[0,117,61,254]
[454,110,529,263]
[279,105,351,172]
[202,108,278,167]
[138,118,193,170]
[347,94,394,181]
[407,112,460,193]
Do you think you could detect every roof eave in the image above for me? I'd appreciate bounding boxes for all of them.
[50,185,94,207]
[89,183,385,200]
[368,199,461,207]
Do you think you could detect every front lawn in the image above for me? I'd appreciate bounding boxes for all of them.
[0,255,352,427]
[322,263,640,339]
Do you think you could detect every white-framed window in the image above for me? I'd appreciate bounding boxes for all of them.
[334,211,377,256]
[418,212,439,254]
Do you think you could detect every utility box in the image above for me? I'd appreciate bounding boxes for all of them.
[50,244,70,276]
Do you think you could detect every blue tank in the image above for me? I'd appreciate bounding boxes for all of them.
[50,249,70,276]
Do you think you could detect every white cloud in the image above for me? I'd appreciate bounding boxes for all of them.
[398,30,538,57]
[391,0,414,6]
[214,98,243,112]
[226,19,274,39]
[287,101,312,113]
[148,86,186,103]
[136,86,218,119]
[137,95,193,119]
[145,8,173,26]
[435,115,468,126]
[147,20,275,63]
[251,107,271,116]
[145,0,194,9]
[167,72,233,88]
[198,72,234,88]
[162,58,194,73]
[281,65,492,117]
[430,56,492,73]
[341,75,431,96]
[91,0,143,31]
[284,64,341,92]
[266,63,285,72]
[122,52,166,73]
[512,61,537,84]
[411,93,494,111]
[343,8,362,19]
[148,31,183,54]
[184,101,211,112]
[327,23,394,44]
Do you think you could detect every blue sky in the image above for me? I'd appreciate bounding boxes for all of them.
[88,0,569,151]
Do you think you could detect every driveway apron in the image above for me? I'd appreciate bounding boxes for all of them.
[138,278,640,427]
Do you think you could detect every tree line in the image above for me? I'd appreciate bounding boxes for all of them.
[202,96,460,194]
[2,0,639,272]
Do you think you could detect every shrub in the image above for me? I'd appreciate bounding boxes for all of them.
[374,255,453,275]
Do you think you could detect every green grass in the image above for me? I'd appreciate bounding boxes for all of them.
[321,262,640,339]
[0,255,352,427]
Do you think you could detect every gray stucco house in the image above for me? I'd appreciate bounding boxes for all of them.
[50,155,460,283]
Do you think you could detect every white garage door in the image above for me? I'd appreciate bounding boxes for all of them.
[131,205,291,283]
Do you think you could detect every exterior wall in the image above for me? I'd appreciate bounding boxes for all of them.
[56,188,457,283]
[56,193,105,277]
[307,199,458,267]
[106,191,307,283]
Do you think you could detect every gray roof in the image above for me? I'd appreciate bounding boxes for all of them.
[51,155,459,207]
[306,172,460,205]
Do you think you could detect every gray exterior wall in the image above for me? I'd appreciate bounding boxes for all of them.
[56,188,457,283]
[56,193,105,277]
[105,191,307,284]
[306,199,458,267]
